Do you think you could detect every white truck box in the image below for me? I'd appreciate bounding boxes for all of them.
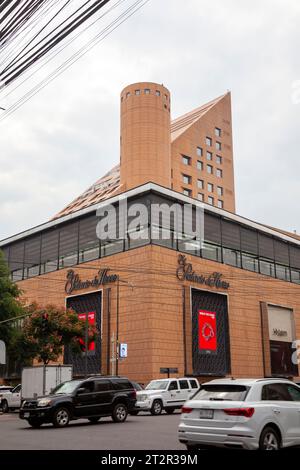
[21,365,73,399]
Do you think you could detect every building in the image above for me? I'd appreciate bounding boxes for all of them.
[0,82,299,383]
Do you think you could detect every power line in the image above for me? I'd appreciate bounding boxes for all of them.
[0,0,151,122]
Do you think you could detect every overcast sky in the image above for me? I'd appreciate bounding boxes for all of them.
[0,0,299,241]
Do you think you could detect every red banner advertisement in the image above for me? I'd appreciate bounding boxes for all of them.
[198,310,217,352]
[78,311,96,351]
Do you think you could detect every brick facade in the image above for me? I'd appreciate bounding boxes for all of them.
[16,244,300,384]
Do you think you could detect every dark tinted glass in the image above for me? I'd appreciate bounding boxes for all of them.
[95,380,111,392]
[221,220,241,250]
[80,381,95,393]
[179,380,189,390]
[9,241,24,272]
[113,379,132,390]
[189,380,198,389]
[168,381,178,391]
[290,245,300,269]
[262,383,293,401]
[258,234,274,260]
[241,227,258,255]
[204,213,221,244]
[270,341,298,376]
[193,385,248,401]
[287,385,300,401]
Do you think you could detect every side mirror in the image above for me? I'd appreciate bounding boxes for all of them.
[77,387,86,395]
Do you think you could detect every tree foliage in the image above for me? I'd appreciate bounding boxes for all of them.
[0,249,25,346]
[10,303,98,365]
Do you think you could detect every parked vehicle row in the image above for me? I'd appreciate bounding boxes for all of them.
[4,374,300,451]
[178,378,300,450]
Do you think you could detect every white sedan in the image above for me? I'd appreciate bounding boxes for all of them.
[178,378,300,450]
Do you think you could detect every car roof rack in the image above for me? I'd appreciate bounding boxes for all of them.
[257,376,293,382]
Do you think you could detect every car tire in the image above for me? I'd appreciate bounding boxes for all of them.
[259,426,281,450]
[165,408,175,415]
[1,400,9,413]
[130,411,140,416]
[150,400,163,416]
[52,407,71,428]
[28,418,42,428]
[112,403,128,423]
[88,417,101,424]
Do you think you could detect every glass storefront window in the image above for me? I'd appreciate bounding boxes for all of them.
[126,225,150,250]
[275,264,291,282]
[40,260,58,274]
[202,242,222,262]
[101,239,124,257]
[24,265,40,279]
[270,340,298,376]
[241,253,259,272]
[178,236,201,256]
[223,247,241,268]
[291,269,300,284]
[79,242,100,263]
[59,252,78,269]
[259,259,275,277]
[151,225,177,250]
[11,270,23,281]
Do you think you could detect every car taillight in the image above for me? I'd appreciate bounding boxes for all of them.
[181,406,193,414]
[131,390,137,399]
[223,407,255,418]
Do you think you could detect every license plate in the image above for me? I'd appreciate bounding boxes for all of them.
[23,412,30,418]
[199,409,214,419]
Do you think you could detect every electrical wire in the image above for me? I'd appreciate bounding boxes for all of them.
[0,0,150,122]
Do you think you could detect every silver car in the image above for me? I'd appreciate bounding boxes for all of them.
[178,378,300,450]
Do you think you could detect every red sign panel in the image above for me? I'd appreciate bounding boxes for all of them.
[78,311,96,351]
[198,310,217,352]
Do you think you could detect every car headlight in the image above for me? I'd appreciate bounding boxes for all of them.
[37,398,52,407]
[139,395,148,401]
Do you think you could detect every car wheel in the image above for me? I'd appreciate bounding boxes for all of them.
[130,411,139,416]
[112,403,128,423]
[150,400,163,416]
[1,400,9,413]
[52,407,71,428]
[28,418,42,428]
[88,417,101,424]
[259,426,281,450]
[165,408,175,415]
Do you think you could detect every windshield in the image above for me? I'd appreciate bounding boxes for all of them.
[146,380,169,391]
[51,380,83,395]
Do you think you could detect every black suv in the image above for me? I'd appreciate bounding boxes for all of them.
[19,376,136,428]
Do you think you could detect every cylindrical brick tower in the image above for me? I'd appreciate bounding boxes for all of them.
[120,82,171,191]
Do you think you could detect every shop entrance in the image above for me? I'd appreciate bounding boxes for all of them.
[64,292,102,376]
[191,289,231,376]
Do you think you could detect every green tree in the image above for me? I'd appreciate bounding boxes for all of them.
[0,249,25,347]
[10,303,97,365]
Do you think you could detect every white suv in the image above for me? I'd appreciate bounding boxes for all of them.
[134,378,200,415]
[178,378,300,450]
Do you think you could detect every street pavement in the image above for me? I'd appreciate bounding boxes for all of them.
[0,411,185,450]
